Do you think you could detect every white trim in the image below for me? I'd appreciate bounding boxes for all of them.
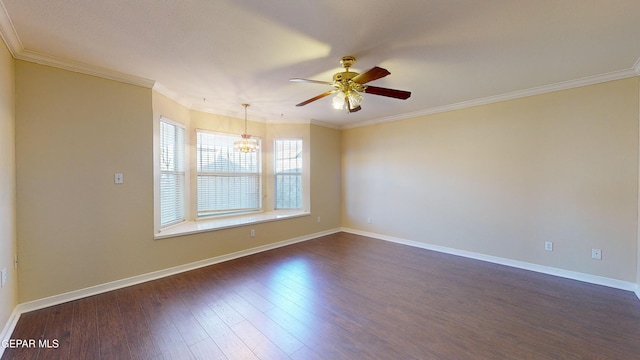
[0,225,637,358]
[0,307,20,358]
[310,119,341,130]
[189,102,312,125]
[0,228,339,358]
[341,227,640,295]
[343,69,640,129]
[2,0,639,129]
[156,210,310,239]
[637,72,640,302]
[6,228,339,318]
[633,56,640,75]
[0,0,155,89]
[14,49,155,88]
[153,82,194,109]
[0,0,20,57]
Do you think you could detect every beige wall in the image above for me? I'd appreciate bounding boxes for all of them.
[310,124,342,230]
[8,56,639,304]
[0,39,17,332]
[16,62,341,302]
[16,61,154,302]
[343,78,639,282]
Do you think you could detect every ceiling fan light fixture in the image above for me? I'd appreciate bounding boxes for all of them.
[332,90,363,112]
[332,92,345,110]
[234,104,259,153]
[291,56,411,113]
[347,91,363,108]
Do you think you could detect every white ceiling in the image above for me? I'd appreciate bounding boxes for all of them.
[1,0,640,128]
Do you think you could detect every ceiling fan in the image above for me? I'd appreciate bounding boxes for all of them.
[290,56,411,113]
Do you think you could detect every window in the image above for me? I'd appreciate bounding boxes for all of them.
[159,119,186,226]
[155,117,310,239]
[196,130,261,216]
[274,138,303,209]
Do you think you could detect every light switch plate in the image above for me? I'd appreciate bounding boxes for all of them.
[114,173,124,184]
[1,267,7,288]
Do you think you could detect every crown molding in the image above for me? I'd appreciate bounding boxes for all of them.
[0,0,20,56]
[153,83,314,125]
[186,98,312,125]
[343,68,640,130]
[0,0,154,88]
[3,0,638,129]
[633,56,640,75]
[310,119,341,129]
[15,49,155,88]
[152,82,193,109]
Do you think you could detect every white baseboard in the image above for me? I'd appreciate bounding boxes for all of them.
[0,307,20,357]
[0,227,341,355]
[341,227,640,296]
[2,225,637,358]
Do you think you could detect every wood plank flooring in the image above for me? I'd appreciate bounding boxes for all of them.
[3,232,640,359]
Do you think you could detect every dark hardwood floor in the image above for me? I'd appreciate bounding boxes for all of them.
[3,232,640,359]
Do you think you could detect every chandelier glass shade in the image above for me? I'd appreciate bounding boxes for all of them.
[233,104,259,153]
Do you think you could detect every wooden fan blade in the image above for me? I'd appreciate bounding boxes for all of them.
[364,85,411,100]
[348,105,362,113]
[295,90,337,107]
[351,66,391,84]
[290,78,334,86]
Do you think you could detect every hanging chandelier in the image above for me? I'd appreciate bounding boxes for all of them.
[233,103,259,153]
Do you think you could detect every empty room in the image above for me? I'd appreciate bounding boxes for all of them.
[1,1,640,359]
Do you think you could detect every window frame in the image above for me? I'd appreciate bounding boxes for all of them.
[274,138,303,210]
[153,114,311,240]
[159,117,186,228]
[195,128,263,218]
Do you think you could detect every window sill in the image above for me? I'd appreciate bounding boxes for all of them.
[155,210,310,240]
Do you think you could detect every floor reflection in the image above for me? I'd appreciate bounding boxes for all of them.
[265,257,318,326]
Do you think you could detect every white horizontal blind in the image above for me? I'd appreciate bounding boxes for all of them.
[274,138,303,209]
[197,130,261,216]
[160,119,186,227]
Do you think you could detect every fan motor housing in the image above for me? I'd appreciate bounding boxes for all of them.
[333,71,365,92]
[333,71,358,82]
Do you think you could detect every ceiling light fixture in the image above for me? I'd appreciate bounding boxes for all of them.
[332,89,363,111]
[291,56,410,114]
[233,103,259,153]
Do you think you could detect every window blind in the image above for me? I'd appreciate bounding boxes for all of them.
[160,119,186,226]
[196,130,261,216]
[274,139,303,209]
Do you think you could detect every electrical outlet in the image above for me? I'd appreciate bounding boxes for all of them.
[591,248,602,260]
[1,268,7,288]
[317,216,321,223]
[544,241,553,251]
[250,229,255,237]
[367,217,371,224]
